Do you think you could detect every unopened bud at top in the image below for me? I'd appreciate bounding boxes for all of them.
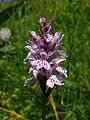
[39,17,46,27]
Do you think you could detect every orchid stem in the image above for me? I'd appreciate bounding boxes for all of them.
[41,95,47,120]
[46,87,53,97]
[41,87,53,120]
[40,77,53,120]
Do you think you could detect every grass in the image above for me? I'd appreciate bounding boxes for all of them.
[0,0,90,120]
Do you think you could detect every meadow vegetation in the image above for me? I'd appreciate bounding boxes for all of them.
[0,0,90,119]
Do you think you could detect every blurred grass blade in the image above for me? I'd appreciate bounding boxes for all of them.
[49,94,60,120]
[0,107,25,119]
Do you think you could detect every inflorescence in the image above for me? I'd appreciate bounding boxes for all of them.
[24,17,67,96]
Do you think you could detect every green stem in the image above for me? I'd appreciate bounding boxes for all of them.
[39,76,54,120]
[46,87,53,97]
[41,95,48,120]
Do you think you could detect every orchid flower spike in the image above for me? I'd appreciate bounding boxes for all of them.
[24,17,67,96]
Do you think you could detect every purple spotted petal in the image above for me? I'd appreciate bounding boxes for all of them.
[25,40,37,49]
[24,48,38,62]
[56,34,64,44]
[46,78,54,88]
[30,31,38,38]
[54,32,62,42]
[57,50,67,58]
[30,49,48,60]
[46,75,63,88]
[26,52,37,61]
[48,51,55,56]
[50,58,66,65]
[33,69,38,78]
[30,60,50,70]
[44,33,53,42]
[40,51,48,59]
[28,68,38,79]
[56,66,67,77]
[30,31,44,46]
[36,60,51,70]
[30,60,37,66]
[30,31,41,43]
[55,58,66,64]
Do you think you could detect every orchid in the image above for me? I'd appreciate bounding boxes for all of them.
[24,17,67,96]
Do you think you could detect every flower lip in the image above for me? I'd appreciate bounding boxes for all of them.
[56,66,67,77]
[46,75,64,88]
[31,60,51,71]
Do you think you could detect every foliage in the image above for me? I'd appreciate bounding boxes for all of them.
[0,0,90,120]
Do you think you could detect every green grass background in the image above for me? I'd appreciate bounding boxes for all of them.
[0,0,90,120]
